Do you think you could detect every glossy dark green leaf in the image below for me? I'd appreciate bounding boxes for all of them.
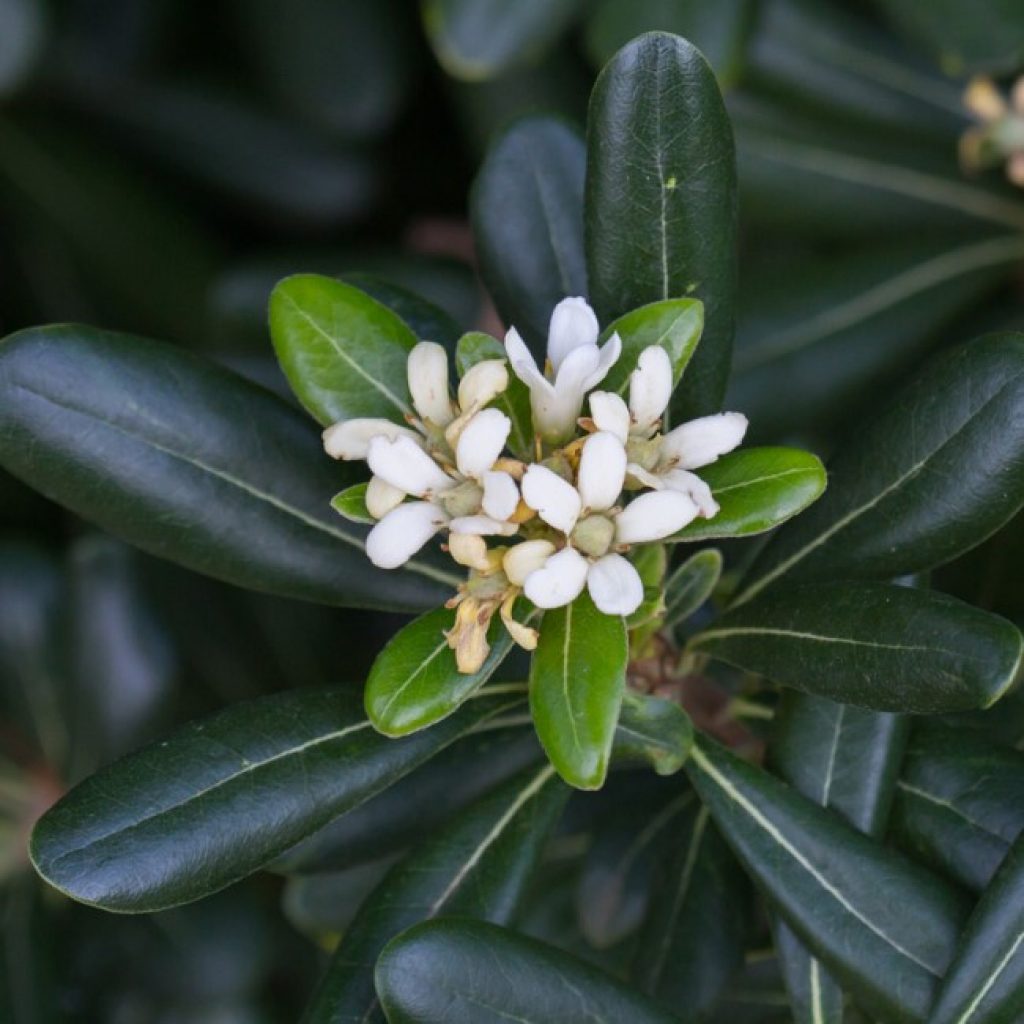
[375,919,680,1023]
[471,117,587,355]
[625,542,667,632]
[586,32,737,421]
[303,764,566,1023]
[769,692,910,1024]
[0,0,45,96]
[632,803,748,1017]
[738,335,1024,604]
[928,831,1024,1024]
[612,692,693,776]
[365,605,526,737]
[283,860,396,940]
[270,274,419,427]
[423,0,584,81]
[343,273,463,350]
[272,726,542,874]
[584,0,753,86]
[455,331,533,458]
[875,0,1024,75]
[687,737,972,1023]
[530,592,628,789]
[664,548,722,629]
[693,581,1023,713]
[0,326,456,610]
[597,299,704,401]
[669,447,826,544]
[891,722,1024,892]
[729,235,1020,440]
[30,687,522,913]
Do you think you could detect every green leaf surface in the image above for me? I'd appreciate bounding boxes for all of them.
[342,273,463,349]
[365,605,523,737]
[375,919,680,1023]
[686,737,972,1023]
[0,326,456,611]
[270,273,418,426]
[612,692,693,777]
[632,803,748,1017]
[928,831,1024,1024]
[586,32,737,421]
[303,764,566,1023]
[663,548,722,630]
[891,722,1024,892]
[668,447,826,543]
[471,117,587,355]
[693,581,1023,713]
[455,331,533,458]
[769,692,910,1024]
[330,483,373,525]
[423,0,584,81]
[29,687,521,913]
[737,334,1024,605]
[529,592,628,789]
[597,299,704,402]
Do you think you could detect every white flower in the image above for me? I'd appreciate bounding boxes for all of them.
[365,502,448,569]
[589,344,673,444]
[323,418,419,460]
[505,297,622,444]
[407,341,455,427]
[367,435,453,498]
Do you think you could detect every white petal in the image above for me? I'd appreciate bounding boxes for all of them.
[523,547,589,609]
[577,431,626,512]
[447,532,490,570]
[456,408,511,479]
[503,539,556,586]
[587,554,644,616]
[660,468,719,518]
[458,359,508,412]
[582,331,622,391]
[547,297,599,373]
[322,418,418,460]
[449,515,518,536]
[407,342,454,426]
[628,346,673,433]
[625,462,663,490]
[660,412,748,470]
[365,476,405,519]
[367,435,454,497]
[505,326,548,392]
[521,464,582,534]
[365,501,446,569]
[481,470,519,521]
[589,391,630,444]
[532,342,600,442]
[615,490,699,544]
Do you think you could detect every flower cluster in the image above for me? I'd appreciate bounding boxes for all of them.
[324,298,747,673]
[961,75,1024,186]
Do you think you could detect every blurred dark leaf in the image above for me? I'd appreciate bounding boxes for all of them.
[0,0,46,97]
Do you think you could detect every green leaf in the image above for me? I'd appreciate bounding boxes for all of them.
[271,725,542,874]
[686,737,972,1023]
[584,0,754,87]
[768,692,910,1024]
[586,32,737,421]
[632,804,748,1017]
[455,331,533,458]
[283,861,393,940]
[625,542,667,631]
[375,919,680,1023]
[692,581,1023,713]
[737,335,1024,605]
[29,687,522,913]
[891,722,1024,892]
[0,326,456,611]
[471,118,587,354]
[927,831,1024,1024]
[330,483,373,524]
[530,592,628,789]
[874,0,1024,75]
[597,298,704,402]
[729,235,1021,440]
[303,764,566,1023]
[269,273,419,427]
[365,605,524,737]
[422,0,584,81]
[612,692,693,776]
[668,447,827,543]
[342,272,463,349]
[663,548,722,630]
[0,0,45,97]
